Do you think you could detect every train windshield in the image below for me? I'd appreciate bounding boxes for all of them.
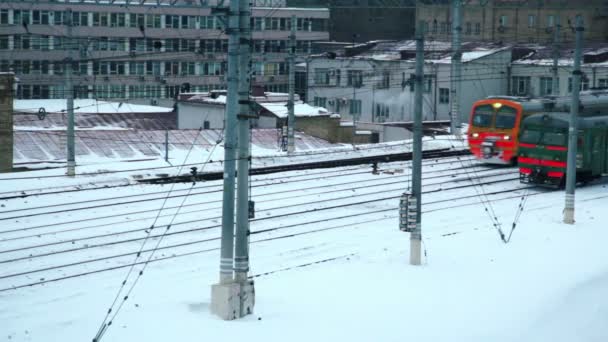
[495,106,518,129]
[520,129,567,146]
[472,103,518,128]
[472,105,493,127]
[520,129,542,144]
[541,132,567,146]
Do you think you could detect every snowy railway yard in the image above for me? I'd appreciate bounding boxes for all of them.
[1,143,608,342]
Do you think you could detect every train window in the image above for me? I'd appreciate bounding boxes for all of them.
[520,129,541,144]
[472,105,493,127]
[495,106,517,129]
[542,132,567,146]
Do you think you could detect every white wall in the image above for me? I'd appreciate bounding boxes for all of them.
[511,63,608,97]
[177,102,225,129]
[308,49,511,126]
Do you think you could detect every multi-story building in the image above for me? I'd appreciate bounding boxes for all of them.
[287,0,416,42]
[0,0,329,105]
[417,0,608,44]
[510,45,608,97]
[307,40,512,126]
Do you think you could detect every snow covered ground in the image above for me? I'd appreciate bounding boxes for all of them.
[1,146,607,342]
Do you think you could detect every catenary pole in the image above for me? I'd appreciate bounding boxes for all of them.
[235,0,252,283]
[552,17,561,95]
[287,15,296,154]
[563,15,584,224]
[450,0,462,136]
[218,0,240,284]
[410,20,424,266]
[66,9,76,177]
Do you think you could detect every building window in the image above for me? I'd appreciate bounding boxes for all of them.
[314,68,330,85]
[440,22,447,34]
[347,70,363,87]
[432,20,438,34]
[410,75,432,93]
[599,79,608,89]
[378,70,390,89]
[539,77,558,96]
[546,15,555,28]
[568,77,589,93]
[375,103,390,122]
[475,22,481,35]
[0,9,9,24]
[313,96,327,108]
[0,37,8,50]
[511,76,531,96]
[465,22,472,35]
[499,15,508,27]
[439,88,450,104]
[349,99,362,116]
[528,14,536,28]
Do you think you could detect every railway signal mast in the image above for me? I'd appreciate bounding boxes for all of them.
[211,0,255,320]
[564,16,584,224]
[400,20,424,266]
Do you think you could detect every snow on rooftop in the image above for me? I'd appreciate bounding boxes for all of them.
[15,99,173,115]
[259,102,329,118]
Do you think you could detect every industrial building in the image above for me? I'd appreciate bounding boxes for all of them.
[0,0,329,106]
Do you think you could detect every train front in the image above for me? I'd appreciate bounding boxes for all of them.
[517,113,569,188]
[467,100,521,164]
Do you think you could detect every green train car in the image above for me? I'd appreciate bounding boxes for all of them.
[518,112,608,187]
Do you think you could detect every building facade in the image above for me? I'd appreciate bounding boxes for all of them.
[307,41,512,126]
[0,0,329,105]
[417,0,608,44]
[509,47,608,97]
[287,0,416,42]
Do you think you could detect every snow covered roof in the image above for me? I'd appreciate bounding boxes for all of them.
[259,102,330,118]
[178,91,304,108]
[320,39,510,63]
[511,43,608,67]
[14,99,173,115]
[13,129,335,163]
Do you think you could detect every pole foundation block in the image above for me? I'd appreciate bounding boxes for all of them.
[210,280,255,320]
[211,282,241,320]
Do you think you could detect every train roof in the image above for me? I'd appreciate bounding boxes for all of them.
[522,112,608,129]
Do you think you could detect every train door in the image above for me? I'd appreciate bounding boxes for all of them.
[591,129,605,176]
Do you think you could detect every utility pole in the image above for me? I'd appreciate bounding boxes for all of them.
[66,9,76,177]
[410,20,424,266]
[287,15,296,154]
[234,0,255,316]
[450,0,462,137]
[563,15,584,225]
[552,17,561,96]
[211,0,240,320]
[164,129,169,162]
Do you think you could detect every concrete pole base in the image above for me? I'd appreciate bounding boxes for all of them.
[563,207,575,225]
[210,280,255,320]
[410,237,421,265]
[67,161,76,177]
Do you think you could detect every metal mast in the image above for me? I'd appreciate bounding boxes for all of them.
[450,0,462,136]
[66,9,76,176]
[410,20,424,266]
[217,0,240,285]
[287,15,297,154]
[552,17,561,95]
[563,15,584,224]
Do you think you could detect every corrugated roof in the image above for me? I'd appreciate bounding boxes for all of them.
[14,112,177,130]
[13,129,335,162]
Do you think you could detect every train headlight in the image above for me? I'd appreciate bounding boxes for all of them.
[503,135,511,140]
[492,102,503,110]
[471,132,479,138]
